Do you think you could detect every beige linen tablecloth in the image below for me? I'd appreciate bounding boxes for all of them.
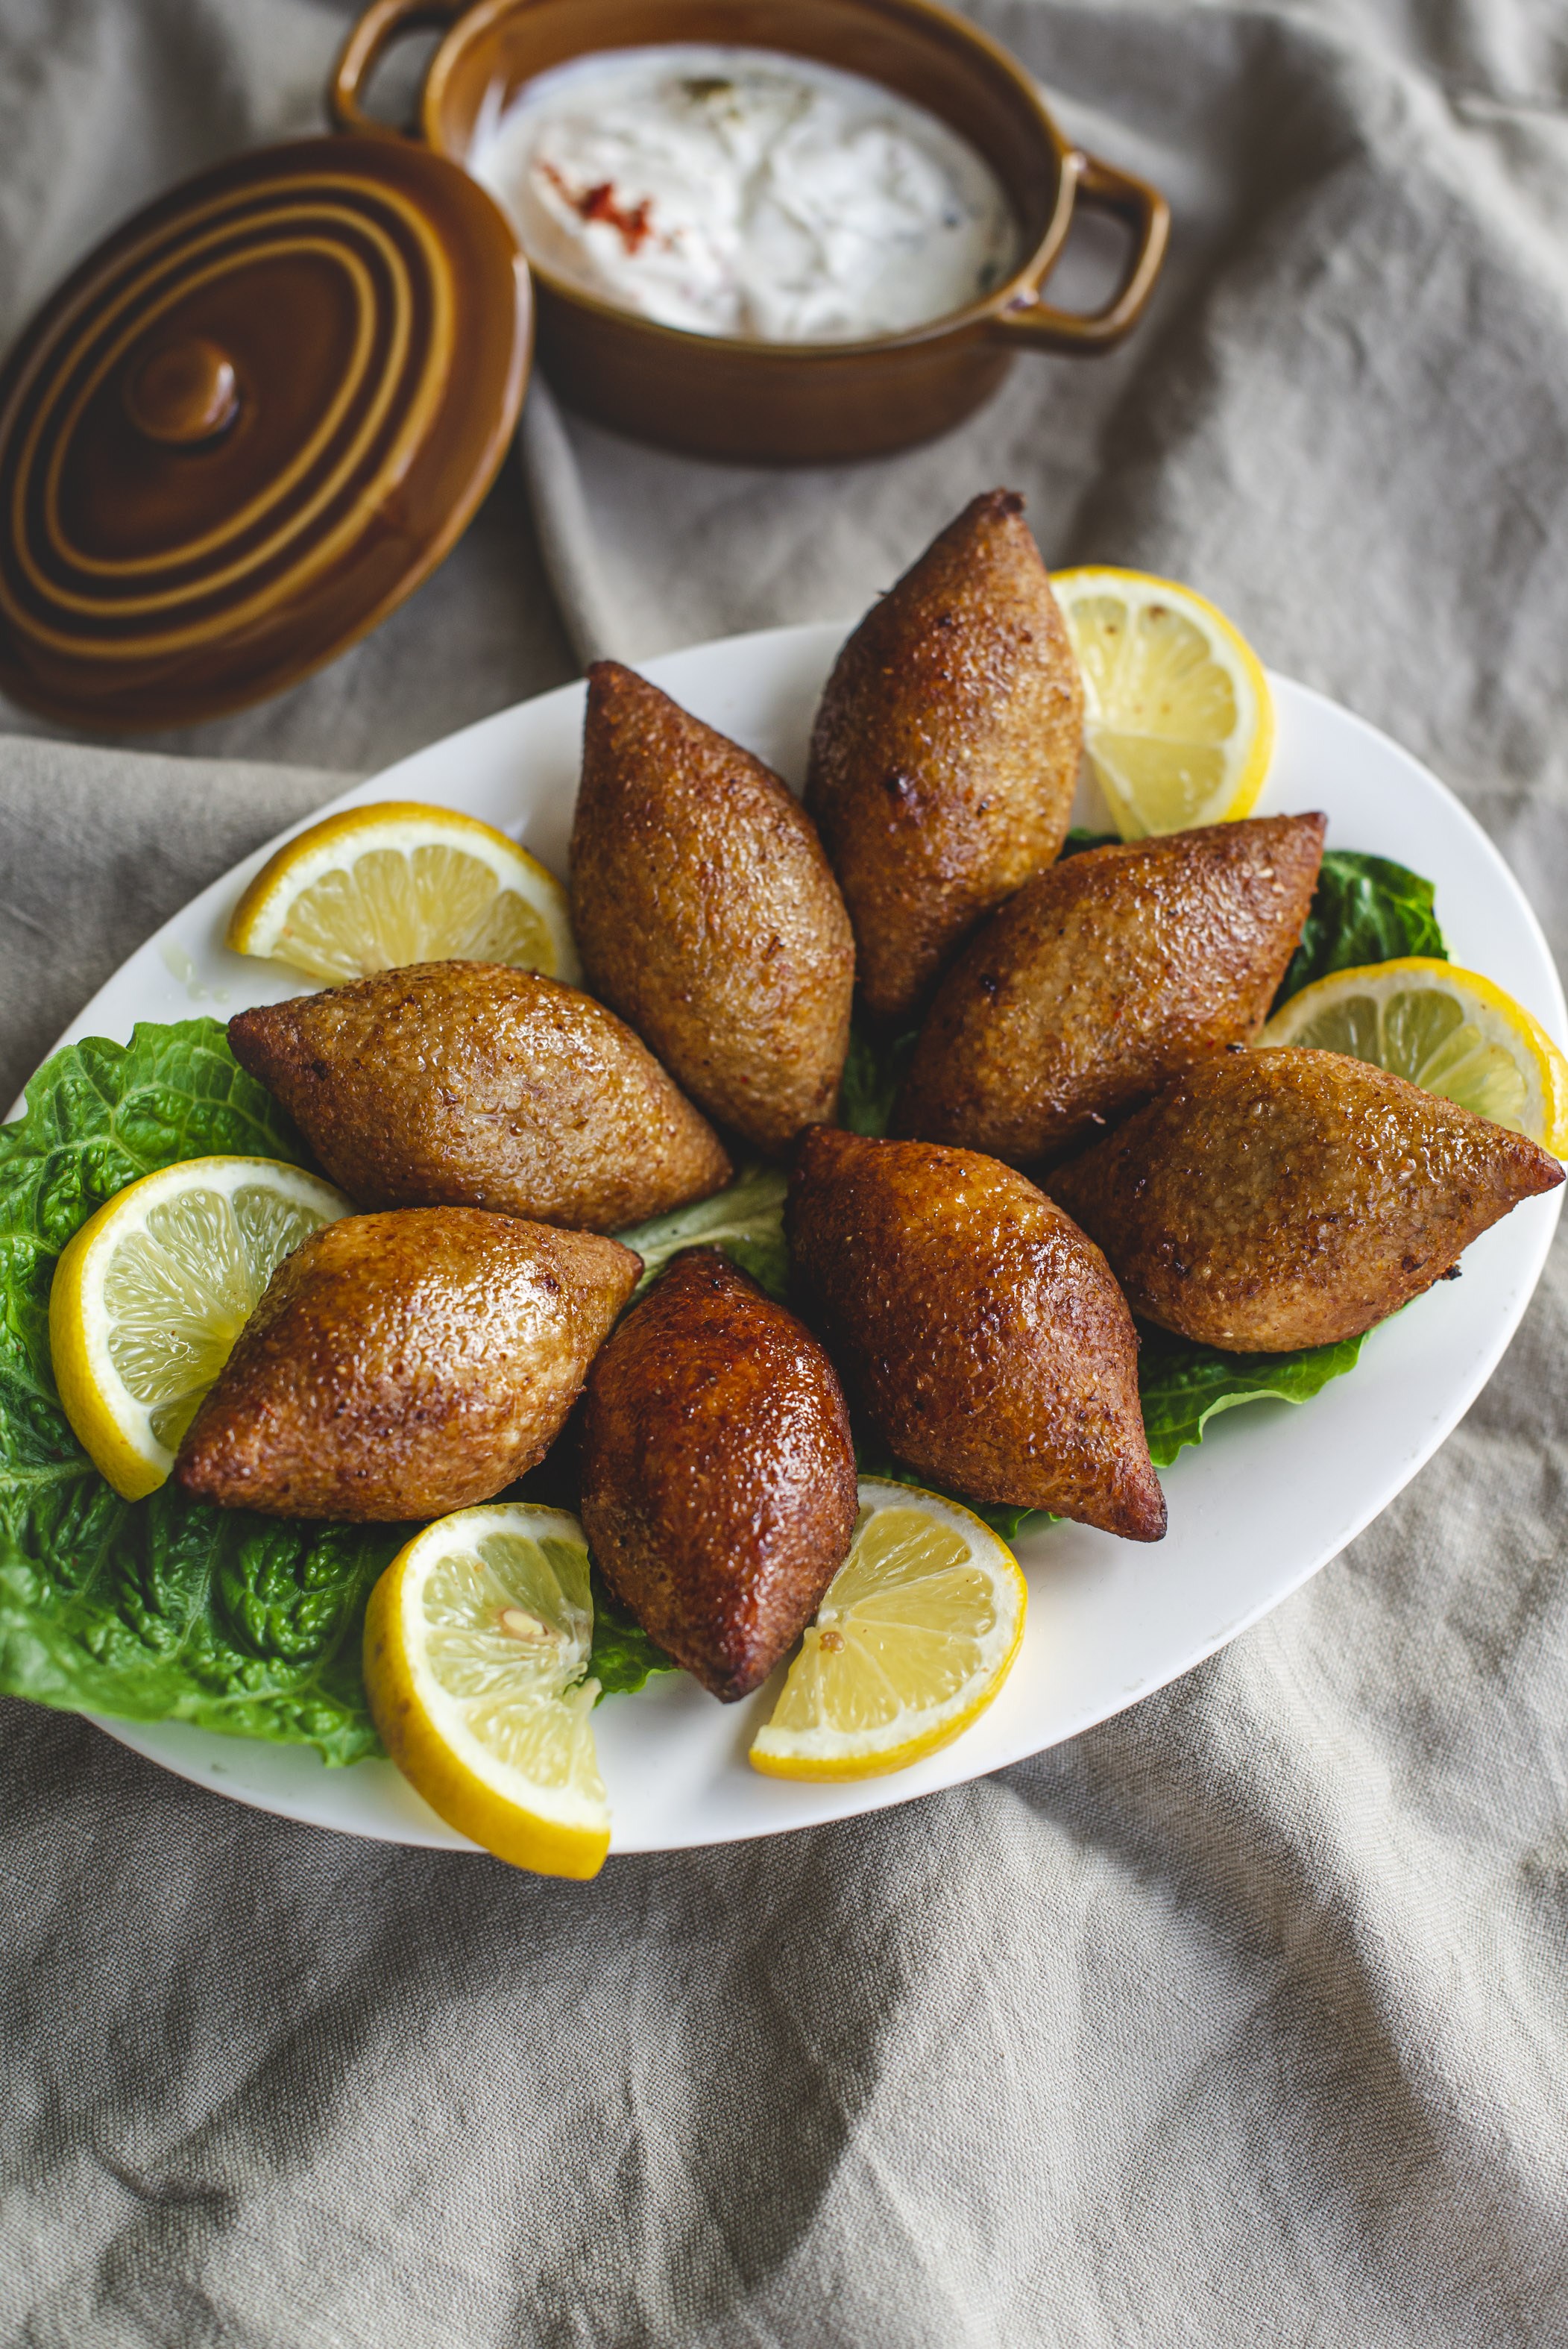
[4,3,1568,2342]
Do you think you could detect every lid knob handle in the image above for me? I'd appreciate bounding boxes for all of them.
[125,338,240,446]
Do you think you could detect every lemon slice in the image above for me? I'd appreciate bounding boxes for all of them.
[1054,567,1275,838]
[749,1479,1027,1782]
[48,1156,350,1500]
[226,801,579,986]
[1259,957,1568,1153]
[363,1504,609,1879]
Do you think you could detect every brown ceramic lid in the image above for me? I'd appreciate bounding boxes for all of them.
[0,136,530,730]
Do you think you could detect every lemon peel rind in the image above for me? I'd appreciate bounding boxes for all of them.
[1053,565,1276,840]
[48,1155,350,1503]
[227,802,533,949]
[48,1223,165,1500]
[749,1480,1027,1784]
[747,1653,1021,1782]
[365,1507,611,1881]
[224,799,579,985]
[1259,956,1568,1155]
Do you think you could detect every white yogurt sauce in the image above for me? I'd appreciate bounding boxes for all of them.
[470,45,1019,343]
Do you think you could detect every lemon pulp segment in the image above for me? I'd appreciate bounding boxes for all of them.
[1260,957,1568,1153]
[48,1156,350,1500]
[750,1480,1027,1781]
[364,1505,610,1878]
[1054,567,1274,837]
[225,800,579,986]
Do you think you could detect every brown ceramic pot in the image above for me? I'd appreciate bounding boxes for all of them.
[0,135,531,730]
[332,0,1169,464]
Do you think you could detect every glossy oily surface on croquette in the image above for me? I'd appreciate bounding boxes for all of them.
[806,491,1083,1025]
[790,1128,1165,1541]
[581,1251,858,1702]
[229,960,731,1231]
[177,1210,639,1521]
[1051,1047,1564,1350]
[571,661,853,1155]
[40,626,1564,1851]
[895,815,1325,1165]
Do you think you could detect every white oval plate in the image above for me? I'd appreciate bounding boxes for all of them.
[37,622,1563,1855]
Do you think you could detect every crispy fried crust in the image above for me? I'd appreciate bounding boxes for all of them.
[227,961,731,1232]
[805,488,1083,1025]
[895,815,1326,1164]
[579,1250,859,1702]
[1048,1047,1565,1349]
[175,1210,640,1521]
[787,1128,1165,1541]
[570,662,855,1156]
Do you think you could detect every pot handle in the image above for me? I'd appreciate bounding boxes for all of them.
[329,0,464,140]
[992,151,1170,353]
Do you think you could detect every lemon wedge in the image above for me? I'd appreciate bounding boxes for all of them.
[1259,957,1568,1153]
[749,1479,1027,1782]
[1054,567,1274,838]
[226,801,579,986]
[49,1156,350,1500]
[363,1504,610,1879]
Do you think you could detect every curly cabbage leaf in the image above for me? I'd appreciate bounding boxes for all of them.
[1275,849,1446,1006]
[0,833,1446,1748]
[0,1022,394,1764]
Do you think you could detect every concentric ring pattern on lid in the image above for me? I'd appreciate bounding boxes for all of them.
[0,137,531,729]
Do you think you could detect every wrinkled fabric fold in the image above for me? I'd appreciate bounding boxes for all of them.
[3,1,1568,2343]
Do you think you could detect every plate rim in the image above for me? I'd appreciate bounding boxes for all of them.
[8,618,1560,1855]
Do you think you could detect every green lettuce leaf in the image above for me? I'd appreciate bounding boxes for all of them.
[1136,1325,1366,1467]
[1275,849,1446,1007]
[0,824,1444,1755]
[0,1021,394,1764]
[1066,835,1447,1011]
[617,1163,790,1301]
[839,1019,917,1139]
[1,1019,304,1248]
[588,1570,675,1697]
[853,1440,1057,1544]
[858,1327,1366,1514]
[831,837,1434,1494]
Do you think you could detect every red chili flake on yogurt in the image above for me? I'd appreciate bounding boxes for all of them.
[540,161,655,253]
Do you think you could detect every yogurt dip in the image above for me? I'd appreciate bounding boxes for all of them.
[470,45,1019,344]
